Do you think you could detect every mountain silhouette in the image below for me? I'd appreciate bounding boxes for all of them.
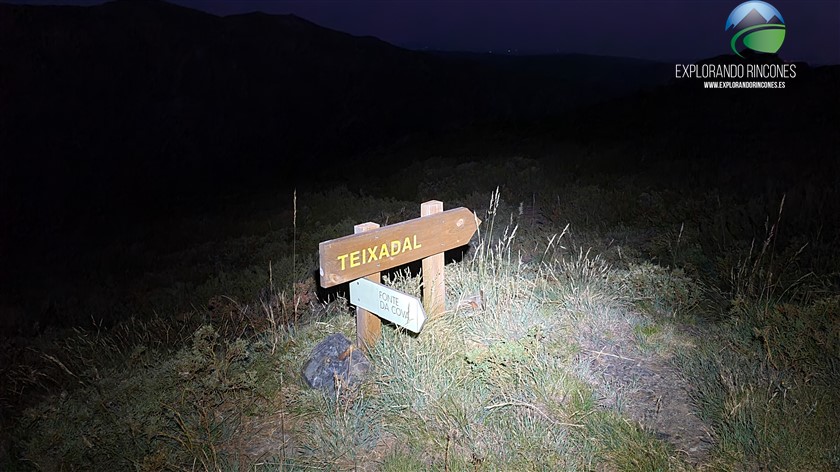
[0,0,836,335]
[733,8,773,31]
[0,0,678,305]
[0,1,669,206]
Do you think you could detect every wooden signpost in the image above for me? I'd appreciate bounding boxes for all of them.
[318,200,480,350]
[421,201,445,321]
[349,278,426,333]
[353,222,381,349]
[319,205,480,288]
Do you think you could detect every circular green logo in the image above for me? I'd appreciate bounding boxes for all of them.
[725,1,786,58]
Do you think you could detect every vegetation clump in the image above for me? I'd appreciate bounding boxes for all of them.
[2,156,838,470]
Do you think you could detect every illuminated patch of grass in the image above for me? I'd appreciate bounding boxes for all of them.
[681,295,840,470]
[5,159,839,470]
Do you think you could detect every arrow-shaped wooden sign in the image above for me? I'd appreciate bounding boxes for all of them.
[349,278,426,333]
[319,207,480,288]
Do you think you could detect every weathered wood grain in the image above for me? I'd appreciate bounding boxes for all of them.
[319,207,479,288]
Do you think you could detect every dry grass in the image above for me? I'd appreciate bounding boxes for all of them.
[3,159,838,471]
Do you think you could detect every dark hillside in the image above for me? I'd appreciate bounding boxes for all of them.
[1,0,680,332]
[0,0,672,212]
[562,61,839,193]
[0,0,672,250]
[363,56,838,197]
[1,2,838,469]
[432,51,672,93]
[356,56,839,256]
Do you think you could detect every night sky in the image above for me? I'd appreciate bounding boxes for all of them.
[7,0,839,65]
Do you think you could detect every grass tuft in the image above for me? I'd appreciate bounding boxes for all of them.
[4,158,838,470]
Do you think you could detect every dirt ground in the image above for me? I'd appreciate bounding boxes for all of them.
[580,319,714,467]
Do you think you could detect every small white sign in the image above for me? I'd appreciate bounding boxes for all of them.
[349,278,427,333]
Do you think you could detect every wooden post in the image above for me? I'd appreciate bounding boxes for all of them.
[354,222,381,350]
[421,201,445,318]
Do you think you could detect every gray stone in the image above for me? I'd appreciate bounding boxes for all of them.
[301,333,371,394]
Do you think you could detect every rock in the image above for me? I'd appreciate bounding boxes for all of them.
[301,333,371,394]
